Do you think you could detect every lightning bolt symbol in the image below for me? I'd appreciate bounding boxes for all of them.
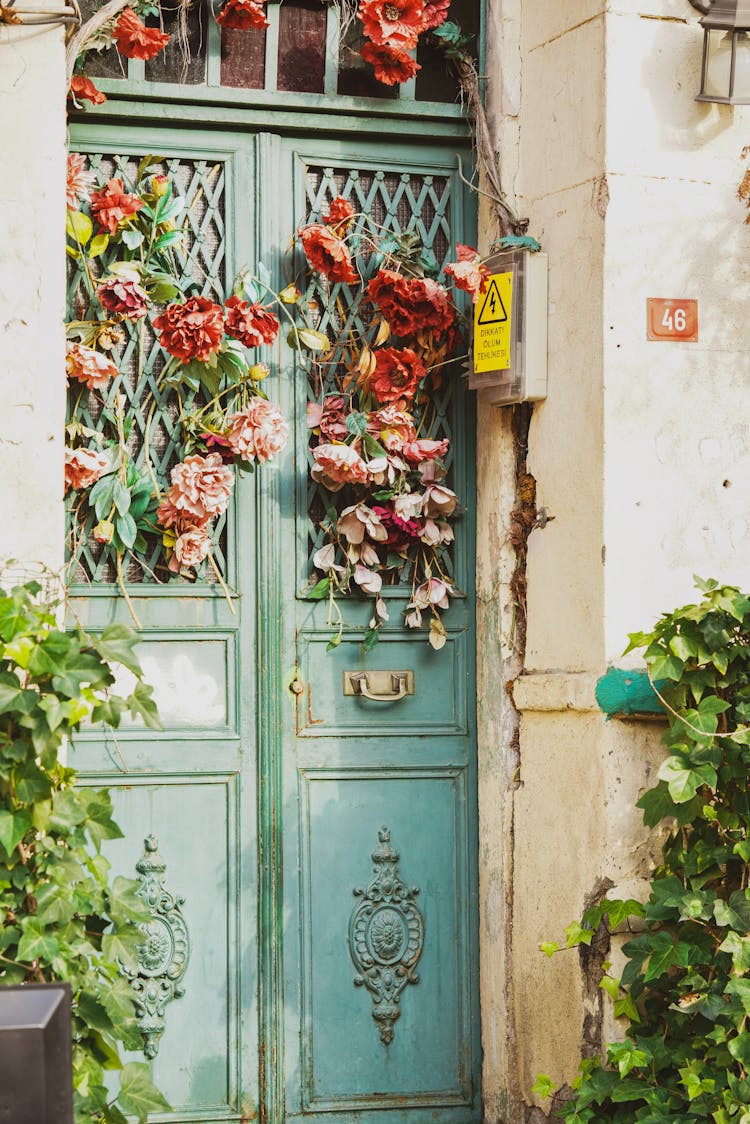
[489,292,497,315]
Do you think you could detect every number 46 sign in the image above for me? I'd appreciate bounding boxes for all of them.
[647,297,698,342]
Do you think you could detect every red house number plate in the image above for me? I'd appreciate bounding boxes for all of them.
[647,298,698,342]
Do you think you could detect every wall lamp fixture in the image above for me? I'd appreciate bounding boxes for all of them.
[689,0,750,103]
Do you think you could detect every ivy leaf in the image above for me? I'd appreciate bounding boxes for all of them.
[0,808,31,857]
[117,1062,172,1123]
[17,918,60,962]
[126,681,161,731]
[531,1074,555,1099]
[658,755,717,803]
[95,624,143,676]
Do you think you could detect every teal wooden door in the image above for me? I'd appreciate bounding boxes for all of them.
[68,123,478,1124]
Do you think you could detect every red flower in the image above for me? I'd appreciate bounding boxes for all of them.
[112,7,170,60]
[370,347,425,404]
[444,243,489,302]
[68,75,106,106]
[358,0,426,49]
[421,0,450,29]
[322,196,355,233]
[216,0,269,28]
[300,224,358,285]
[372,502,422,547]
[153,296,225,363]
[90,178,143,234]
[224,295,279,348]
[360,42,421,85]
[97,276,149,320]
[367,269,454,338]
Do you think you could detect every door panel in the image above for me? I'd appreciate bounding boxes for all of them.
[277,139,479,1124]
[68,125,479,1124]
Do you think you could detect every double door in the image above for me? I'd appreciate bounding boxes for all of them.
[69,123,479,1124]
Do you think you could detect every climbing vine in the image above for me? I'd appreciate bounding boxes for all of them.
[536,579,750,1122]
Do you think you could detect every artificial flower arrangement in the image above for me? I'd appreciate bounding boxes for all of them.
[65,150,486,644]
[67,0,472,107]
[65,153,290,617]
[297,197,488,650]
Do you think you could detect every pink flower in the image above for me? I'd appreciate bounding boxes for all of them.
[354,563,383,595]
[66,341,119,390]
[311,443,371,491]
[308,396,349,441]
[225,398,289,464]
[97,276,149,320]
[370,404,417,452]
[337,503,388,545]
[409,577,453,611]
[66,153,96,211]
[166,452,235,523]
[402,437,450,465]
[170,525,212,571]
[64,447,109,494]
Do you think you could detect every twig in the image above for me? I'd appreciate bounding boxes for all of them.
[65,0,129,87]
[207,551,236,614]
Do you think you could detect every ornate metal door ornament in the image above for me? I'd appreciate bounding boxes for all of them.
[122,835,191,1059]
[348,826,425,1045]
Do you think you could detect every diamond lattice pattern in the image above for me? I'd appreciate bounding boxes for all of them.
[67,154,228,585]
[302,165,458,584]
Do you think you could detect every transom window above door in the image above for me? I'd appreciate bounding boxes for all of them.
[80,0,479,104]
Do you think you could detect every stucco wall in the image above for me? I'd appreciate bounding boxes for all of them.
[0,15,67,575]
[479,1,750,1119]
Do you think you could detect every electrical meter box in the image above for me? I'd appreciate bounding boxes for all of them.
[469,248,548,404]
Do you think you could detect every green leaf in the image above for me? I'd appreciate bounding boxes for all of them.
[539,941,559,958]
[307,577,331,601]
[565,921,594,948]
[658,755,717,803]
[117,1062,171,1123]
[121,228,144,251]
[66,210,93,247]
[96,623,143,675]
[89,233,110,258]
[531,1074,555,1099]
[17,918,60,962]
[115,511,137,550]
[127,681,161,731]
[112,478,131,517]
[137,153,166,180]
[0,808,31,857]
[152,230,184,251]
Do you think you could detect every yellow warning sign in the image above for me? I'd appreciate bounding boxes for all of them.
[473,271,513,373]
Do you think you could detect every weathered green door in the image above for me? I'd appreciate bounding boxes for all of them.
[69,110,478,1124]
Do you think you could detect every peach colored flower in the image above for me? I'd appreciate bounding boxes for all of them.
[166,453,235,522]
[370,404,417,452]
[421,0,449,29]
[153,296,225,363]
[90,178,143,234]
[308,396,348,441]
[66,153,96,211]
[156,498,198,533]
[444,244,490,303]
[225,398,289,464]
[66,341,119,390]
[354,564,383,595]
[422,482,457,518]
[409,577,452,611]
[113,8,170,60]
[64,447,109,494]
[171,525,212,571]
[311,444,371,491]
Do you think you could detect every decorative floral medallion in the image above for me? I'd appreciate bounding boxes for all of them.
[121,835,191,1059]
[348,826,425,1045]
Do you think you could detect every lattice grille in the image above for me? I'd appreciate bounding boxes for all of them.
[303,165,457,585]
[66,154,229,585]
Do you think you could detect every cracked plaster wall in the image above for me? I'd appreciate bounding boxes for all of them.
[479,1,750,1119]
[0,15,67,575]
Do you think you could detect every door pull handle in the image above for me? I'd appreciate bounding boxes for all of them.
[345,671,414,702]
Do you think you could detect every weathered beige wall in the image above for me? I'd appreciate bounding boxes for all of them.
[0,14,67,575]
[478,1,750,1119]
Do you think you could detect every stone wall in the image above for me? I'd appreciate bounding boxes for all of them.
[478,1,750,1118]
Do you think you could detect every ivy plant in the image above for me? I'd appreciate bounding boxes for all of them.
[0,578,169,1123]
[537,578,750,1122]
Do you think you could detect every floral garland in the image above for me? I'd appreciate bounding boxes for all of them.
[65,152,486,645]
[68,0,472,105]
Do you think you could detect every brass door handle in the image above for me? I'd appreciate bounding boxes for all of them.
[345,671,414,702]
